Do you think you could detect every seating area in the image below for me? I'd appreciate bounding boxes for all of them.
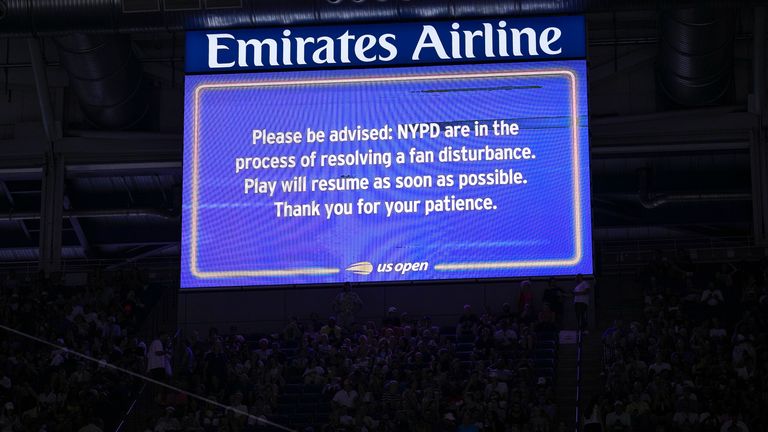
[594,259,768,431]
[258,325,560,430]
[0,270,564,431]
[0,269,162,432]
[138,296,565,431]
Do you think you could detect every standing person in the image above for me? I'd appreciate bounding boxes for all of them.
[518,280,534,314]
[583,397,603,432]
[542,278,567,328]
[700,282,725,318]
[573,274,591,332]
[147,332,171,381]
[333,282,363,330]
[605,401,631,432]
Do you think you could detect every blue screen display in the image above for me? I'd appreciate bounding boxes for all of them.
[181,60,592,288]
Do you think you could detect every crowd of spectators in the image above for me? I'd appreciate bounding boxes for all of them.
[0,269,158,432]
[0,268,577,432]
[145,281,566,432]
[593,257,768,432]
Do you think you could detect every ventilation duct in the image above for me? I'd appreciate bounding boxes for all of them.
[1,0,749,36]
[657,5,736,106]
[54,34,149,129]
[1,0,734,129]
[637,167,750,209]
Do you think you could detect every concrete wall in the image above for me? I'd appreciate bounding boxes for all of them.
[177,278,593,335]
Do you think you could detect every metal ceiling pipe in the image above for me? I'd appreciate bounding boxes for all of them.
[752,7,766,116]
[637,167,751,209]
[657,5,736,106]
[1,208,178,220]
[639,192,753,209]
[0,0,738,36]
[53,33,149,129]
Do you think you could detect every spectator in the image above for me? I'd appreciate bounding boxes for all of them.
[483,373,508,400]
[0,269,160,431]
[303,359,326,385]
[282,316,303,342]
[319,317,342,344]
[542,278,566,327]
[331,379,358,410]
[605,401,631,432]
[537,303,557,331]
[625,392,650,428]
[493,319,518,349]
[253,338,272,361]
[332,283,363,329]
[178,339,195,376]
[0,265,572,432]
[600,260,767,432]
[457,412,480,432]
[203,337,228,391]
[78,418,104,432]
[457,304,478,336]
[583,397,603,432]
[382,307,401,328]
[720,412,750,432]
[648,353,671,376]
[518,280,534,314]
[148,332,171,381]
[496,302,515,323]
[700,282,725,312]
[0,402,20,431]
[572,274,591,331]
[154,406,181,432]
[381,380,401,413]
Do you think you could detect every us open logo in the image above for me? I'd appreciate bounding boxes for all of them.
[346,261,429,276]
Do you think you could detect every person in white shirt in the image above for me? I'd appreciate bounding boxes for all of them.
[720,417,750,432]
[303,359,326,385]
[154,407,181,432]
[483,374,508,400]
[332,379,358,409]
[605,401,631,431]
[493,320,518,348]
[147,333,171,381]
[573,274,591,331]
[77,418,104,432]
[701,283,725,307]
[648,353,672,376]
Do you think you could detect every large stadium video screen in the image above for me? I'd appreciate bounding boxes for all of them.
[181,59,592,288]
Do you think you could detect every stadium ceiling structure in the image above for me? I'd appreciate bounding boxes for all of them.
[0,0,766,272]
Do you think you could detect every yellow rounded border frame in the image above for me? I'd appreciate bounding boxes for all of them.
[188,69,584,279]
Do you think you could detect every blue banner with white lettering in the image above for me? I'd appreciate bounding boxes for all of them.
[185,16,585,73]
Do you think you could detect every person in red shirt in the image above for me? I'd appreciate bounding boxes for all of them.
[518,280,534,314]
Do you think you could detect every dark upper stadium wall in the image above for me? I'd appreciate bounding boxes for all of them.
[176,278,594,335]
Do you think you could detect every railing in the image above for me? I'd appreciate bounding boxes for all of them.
[0,255,180,274]
[598,235,766,273]
[574,329,583,432]
[599,235,756,252]
[113,277,180,431]
[114,383,147,432]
